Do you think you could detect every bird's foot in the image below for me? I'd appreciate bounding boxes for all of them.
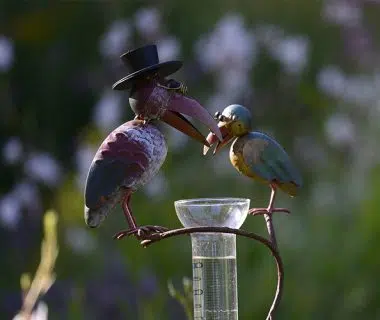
[248,207,291,217]
[113,225,169,241]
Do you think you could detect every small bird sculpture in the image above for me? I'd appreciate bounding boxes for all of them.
[203,104,302,219]
[84,45,222,240]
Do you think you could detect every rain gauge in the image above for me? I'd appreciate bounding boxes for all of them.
[175,198,250,320]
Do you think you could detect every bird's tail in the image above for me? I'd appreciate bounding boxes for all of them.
[277,181,299,197]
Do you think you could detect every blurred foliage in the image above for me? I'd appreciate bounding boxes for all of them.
[14,210,58,320]
[2,0,380,319]
[168,277,193,319]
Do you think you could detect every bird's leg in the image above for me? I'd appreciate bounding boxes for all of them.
[248,185,290,249]
[113,192,168,241]
[122,192,137,229]
[248,185,290,217]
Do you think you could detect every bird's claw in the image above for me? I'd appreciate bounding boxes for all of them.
[248,207,291,217]
[113,225,169,241]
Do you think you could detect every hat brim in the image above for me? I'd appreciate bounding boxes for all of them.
[112,61,183,90]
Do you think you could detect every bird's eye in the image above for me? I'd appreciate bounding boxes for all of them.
[232,115,237,121]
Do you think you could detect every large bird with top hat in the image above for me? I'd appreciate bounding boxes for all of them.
[84,44,222,240]
[204,104,302,220]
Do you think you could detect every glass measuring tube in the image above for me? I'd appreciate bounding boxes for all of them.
[175,198,250,320]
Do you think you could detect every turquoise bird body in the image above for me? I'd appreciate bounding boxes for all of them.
[230,131,300,197]
[204,104,302,219]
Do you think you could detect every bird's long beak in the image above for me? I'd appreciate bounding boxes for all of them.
[160,95,223,146]
[203,122,235,155]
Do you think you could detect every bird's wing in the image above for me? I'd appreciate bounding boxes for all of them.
[85,159,144,209]
[84,125,150,209]
[242,132,302,189]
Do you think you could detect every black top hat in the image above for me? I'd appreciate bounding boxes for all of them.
[112,44,182,90]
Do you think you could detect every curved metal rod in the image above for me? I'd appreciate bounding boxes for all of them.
[140,226,283,320]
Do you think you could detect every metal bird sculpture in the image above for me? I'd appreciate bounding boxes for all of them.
[203,104,302,219]
[84,45,222,240]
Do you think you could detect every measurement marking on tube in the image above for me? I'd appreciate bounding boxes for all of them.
[194,304,202,309]
[193,262,203,268]
[194,317,205,319]
[194,289,203,295]
[193,276,201,281]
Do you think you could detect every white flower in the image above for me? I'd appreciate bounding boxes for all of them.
[0,35,14,72]
[270,36,310,74]
[2,137,23,165]
[323,1,362,27]
[65,226,96,254]
[99,20,131,58]
[317,65,346,97]
[143,172,168,200]
[157,37,181,61]
[0,181,41,229]
[135,7,161,38]
[13,180,40,210]
[195,13,256,72]
[93,90,123,133]
[75,144,97,190]
[342,75,377,105]
[215,69,250,96]
[324,113,355,148]
[24,152,62,187]
[0,193,21,229]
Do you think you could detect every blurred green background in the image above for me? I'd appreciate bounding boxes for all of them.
[2,0,380,319]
